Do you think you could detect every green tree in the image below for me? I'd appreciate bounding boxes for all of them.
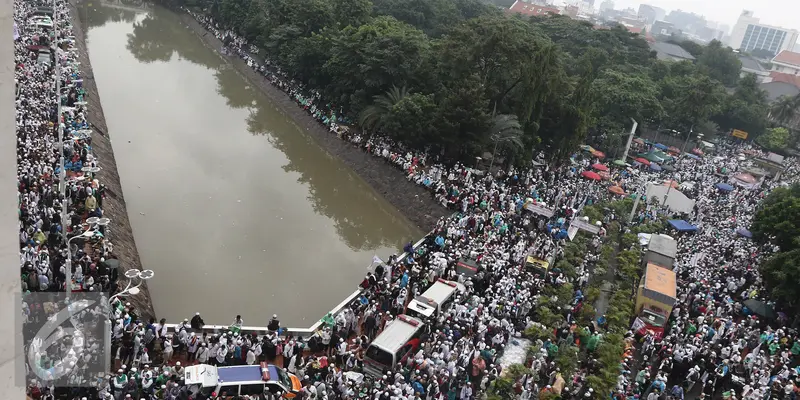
[760,249,800,311]
[488,112,525,153]
[712,73,769,136]
[323,16,431,112]
[756,127,791,151]
[770,94,800,127]
[330,0,373,28]
[751,183,800,251]
[590,69,663,140]
[696,40,742,86]
[359,85,409,131]
[434,74,492,157]
[673,39,704,58]
[659,72,724,132]
[380,93,439,148]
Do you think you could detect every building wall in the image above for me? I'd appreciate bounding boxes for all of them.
[773,64,800,75]
[739,25,793,54]
[729,11,799,54]
[651,20,676,37]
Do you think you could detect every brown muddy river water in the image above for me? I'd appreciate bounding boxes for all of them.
[81,2,421,327]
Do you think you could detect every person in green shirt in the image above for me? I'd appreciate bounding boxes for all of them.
[547,342,559,358]
[791,340,800,356]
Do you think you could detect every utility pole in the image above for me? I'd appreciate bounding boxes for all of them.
[628,182,650,224]
[621,118,638,162]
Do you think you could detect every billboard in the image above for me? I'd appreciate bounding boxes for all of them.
[731,129,748,139]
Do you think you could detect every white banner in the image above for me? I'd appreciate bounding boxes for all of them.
[631,317,646,332]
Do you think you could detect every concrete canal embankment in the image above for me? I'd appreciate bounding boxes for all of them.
[179,12,451,232]
[68,0,155,320]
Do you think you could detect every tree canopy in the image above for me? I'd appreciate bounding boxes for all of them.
[751,184,800,310]
[168,0,774,164]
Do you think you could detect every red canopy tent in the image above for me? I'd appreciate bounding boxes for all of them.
[592,163,609,171]
[581,170,601,180]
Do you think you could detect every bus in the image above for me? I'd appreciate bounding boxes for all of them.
[363,315,425,377]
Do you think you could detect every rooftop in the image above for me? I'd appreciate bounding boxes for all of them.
[772,50,800,68]
[508,1,560,17]
[769,71,800,88]
[760,81,800,102]
[738,55,767,73]
[648,41,696,61]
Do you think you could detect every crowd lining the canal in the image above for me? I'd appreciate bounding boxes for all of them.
[17,1,800,400]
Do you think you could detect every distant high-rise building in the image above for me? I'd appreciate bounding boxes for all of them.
[598,0,614,14]
[728,10,799,57]
[665,9,707,34]
[638,4,665,26]
[651,20,677,37]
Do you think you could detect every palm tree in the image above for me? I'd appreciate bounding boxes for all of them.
[770,93,800,127]
[487,110,524,171]
[359,85,409,131]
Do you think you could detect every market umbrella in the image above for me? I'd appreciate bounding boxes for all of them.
[591,150,606,159]
[632,138,645,145]
[650,163,663,171]
[743,299,776,319]
[635,157,650,165]
[580,145,594,152]
[686,154,701,160]
[667,146,681,154]
[692,148,704,156]
[581,170,601,180]
[662,164,676,172]
[592,163,609,171]
[736,228,753,238]
[608,186,625,195]
[613,159,627,167]
[654,143,668,150]
[716,183,734,192]
[598,170,611,180]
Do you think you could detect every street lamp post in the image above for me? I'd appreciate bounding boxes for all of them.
[108,269,155,304]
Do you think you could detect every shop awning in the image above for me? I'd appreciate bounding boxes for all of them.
[668,220,699,232]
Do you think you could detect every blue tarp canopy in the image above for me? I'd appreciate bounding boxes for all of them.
[668,219,699,232]
[650,163,662,171]
[737,228,753,238]
[716,183,734,191]
[654,143,668,150]
[686,154,701,160]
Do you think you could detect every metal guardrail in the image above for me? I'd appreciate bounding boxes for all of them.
[163,233,432,339]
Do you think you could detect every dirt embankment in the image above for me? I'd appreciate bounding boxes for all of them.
[179,14,450,231]
[68,0,155,320]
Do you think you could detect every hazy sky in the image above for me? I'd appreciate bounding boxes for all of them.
[610,0,799,33]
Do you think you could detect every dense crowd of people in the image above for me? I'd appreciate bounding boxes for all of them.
[17,3,800,400]
[17,0,121,398]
